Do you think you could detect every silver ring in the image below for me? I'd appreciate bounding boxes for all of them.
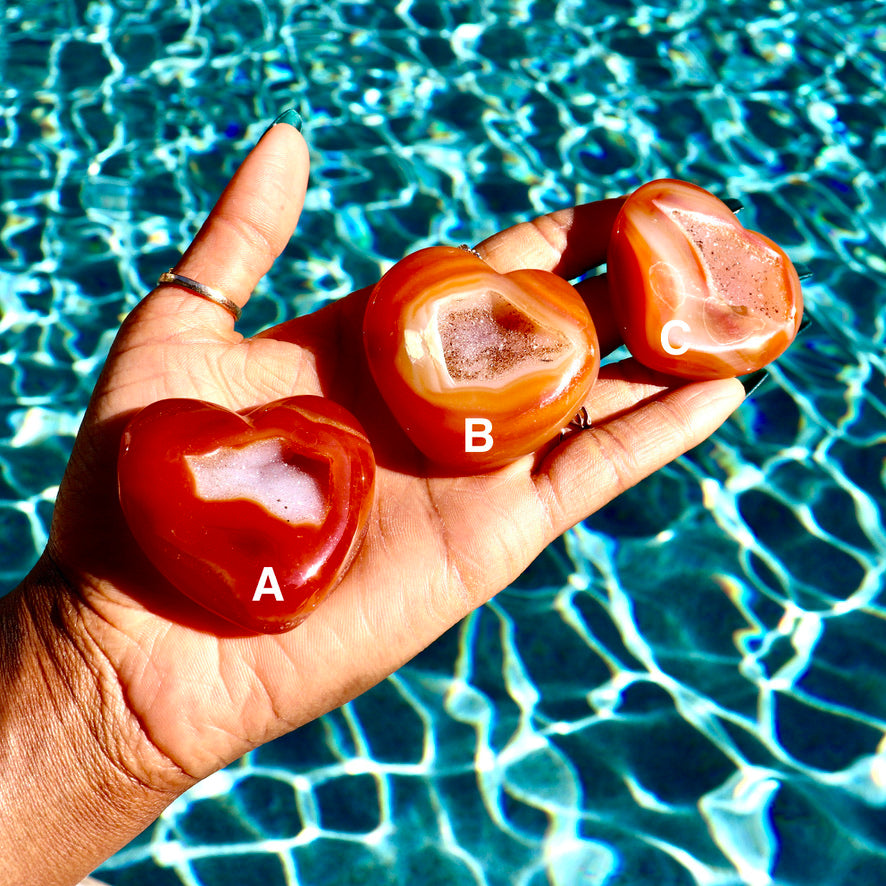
[559,406,592,440]
[157,270,242,321]
[457,243,484,261]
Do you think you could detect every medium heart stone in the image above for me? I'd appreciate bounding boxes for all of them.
[363,245,599,470]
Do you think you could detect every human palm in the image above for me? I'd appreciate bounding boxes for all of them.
[33,122,744,791]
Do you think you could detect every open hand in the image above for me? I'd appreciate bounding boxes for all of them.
[13,121,745,830]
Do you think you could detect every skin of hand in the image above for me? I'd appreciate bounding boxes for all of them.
[0,122,746,885]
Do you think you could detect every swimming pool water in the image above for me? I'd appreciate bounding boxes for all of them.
[2,0,886,884]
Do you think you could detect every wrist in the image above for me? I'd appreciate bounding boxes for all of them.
[0,557,190,885]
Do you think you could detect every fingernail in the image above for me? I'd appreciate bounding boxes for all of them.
[798,315,812,333]
[261,107,303,139]
[740,368,769,397]
[722,197,744,214]
[795,262,813,281]
[273,108,303,130]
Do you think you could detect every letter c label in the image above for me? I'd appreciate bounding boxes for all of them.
[661,319,691,355]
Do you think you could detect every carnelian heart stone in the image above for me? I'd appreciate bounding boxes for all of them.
[117,395,375,633]
[363,245,600,470]
[607,179,803,379]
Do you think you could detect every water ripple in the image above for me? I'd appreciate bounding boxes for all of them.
[3,1,886,884]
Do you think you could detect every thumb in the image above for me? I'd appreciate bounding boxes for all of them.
[149,112,309,333]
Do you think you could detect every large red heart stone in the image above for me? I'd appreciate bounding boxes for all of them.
[117,395,375,633]
[363,245,599,470]
[608,179,803,379]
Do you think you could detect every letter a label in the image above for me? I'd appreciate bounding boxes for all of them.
[465,418,493,452]
[253,566,284,602]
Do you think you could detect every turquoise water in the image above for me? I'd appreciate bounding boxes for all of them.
[2,0,886,883]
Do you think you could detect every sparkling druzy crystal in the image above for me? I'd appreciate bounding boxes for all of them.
[363,245,599,470]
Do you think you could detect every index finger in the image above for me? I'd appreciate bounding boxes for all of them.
[475,197,625,277]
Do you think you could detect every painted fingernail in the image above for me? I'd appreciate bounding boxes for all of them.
[798,315,812,333]
[261,108,304,140]
[740,368,769,397]
[722,197,744,214]
[795,262,813,281]
[272,108,303,130]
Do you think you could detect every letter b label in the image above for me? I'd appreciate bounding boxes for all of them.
[465,418,493,452]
